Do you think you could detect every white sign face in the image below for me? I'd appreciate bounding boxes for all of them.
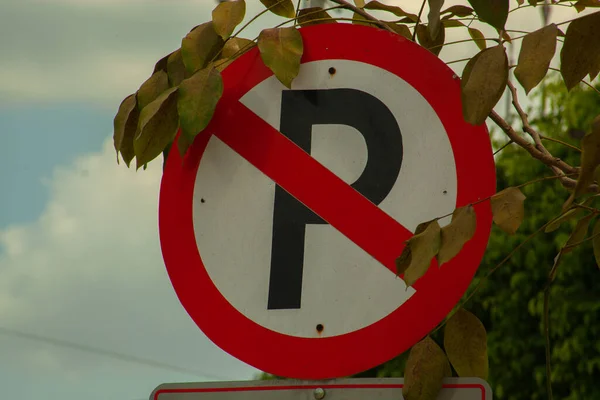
[193,60,457,339]
[151,378,492,400]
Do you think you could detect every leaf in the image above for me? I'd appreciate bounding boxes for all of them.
[565,116,600,206]
[514,24,558,94]
[403,336,452,400]
[564,213,594,252]
[574,0,600,12]
[167,49,186,87]
[438,205,477,266]
[136,71,169,111]
[258,27,303,89]
[216,37,256,72]
[352,12,371,26]
[395,220,441,287]
[560,11,600,91]
[461,45,508,125]
[490,187,526,235]
[442,19,466,28]
[385,22,412,39]
[113,94,139,167]
[427,0,445,40]
[354,0,366,7]
[416,24,445,56]
[134,87,179,169]
[545,208,582,233]
[444,309,488,379]
[467,0,509,31]
[177,67,224,147]
[259,0,295,18]
[212,0,246,40]
[298,7,336,26]
[153,52,171,74]
[592,219,600,268]
[181,22,225,75]
[441,5,474,17]
[364,1,419,22]
[468,27,486,51]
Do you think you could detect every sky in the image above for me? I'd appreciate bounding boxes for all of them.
[0,1,594,400]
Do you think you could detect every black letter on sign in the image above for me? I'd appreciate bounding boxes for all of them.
[267,89,403,310]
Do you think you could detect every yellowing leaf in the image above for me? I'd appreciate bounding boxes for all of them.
[259,0,295,18]
[442,19,466,28]
[212,0,246,40]
[427,0,445,40]
[221,37,255,59]
[564,213,594,252]
[441,5,474,17]
[113,94,139,167]
[468,0,508,31]
[167,49,186,87]
[298,7,336,26]
[153,52,171,74]
[417,24,445,56]
[181,22,225,75]
[134,87,179,169]
[354,0,366,6]
[364,1,419,21]
[565,118,600,206]
[352,12,371,26]
[514,24,558,94]
[403,336,452,400]
[177,67,224,151]
[396,220,441,287]
[258,27,303,89]
[468,27,486,51]
[137,71,169,111]
[592,219,600,268]
[444,309,488,379]
[438,205,477,266]
[560,11,600,91]
[461,45,508,125]
[385,22,412,39]
[490,187,526,234]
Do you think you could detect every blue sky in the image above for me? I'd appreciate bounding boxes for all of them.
[0,0,587,399]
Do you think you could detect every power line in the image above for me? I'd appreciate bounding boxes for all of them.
[0,326,230,381]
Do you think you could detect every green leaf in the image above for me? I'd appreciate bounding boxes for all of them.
[564,213,594,252]
[385,22,412,39]
[212,0,246,40]
[514,24,558,94]
[136,71,169,111]
[545,208,582,233]
[364,1,419,22]
[444,309,489,379]
[259,0,295,18]
[416,24,445,56]
[403,336,452,400]
[177,67,224,151]
[461,45,508,125]
[153,52,171,74]
[134,87,179,169]
[258,27,303,89]
[167,49,186,87]
[222,37,255,59]
[560,11,600,91]
[565,115,600,206]
[181,22,225,75]
[427,0,445,40]
[490,187,526,235]
[113,94,139,167]
[467,0,509,31]
[441,5,474,17]
[298,7,336,26]
[352,12,371,26]
[396,220,441,287]
[592,219,600,268]
[574,0,600,12]
[438,205,477,266]
[468,27,486,51]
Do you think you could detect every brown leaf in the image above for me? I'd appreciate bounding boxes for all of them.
[442,19,466,28]
[364,1,419,21]
[574,0,600,12]
[565,116,600,206]
[461,45,508,125]
[134,87,179,169]
[427,0,445,40]
[444,309,488,379]
[417,24,445,56]
[153,52,171,74]
[167,49,186,87]
[468,27,486,51]
[259,0,295,18]
[258,27,303,89]
[113,94,139,167]
[592,219,600,268]
[467,0,509,31]
[403,336,452,400]
[177,67,224,151]
[395,220,441,287]
[564,213,594,252]
[545,208,582,233]
[438,205,477,266]
[560,11,600,90]
[385,22,412,39]
[136,71,169,111]
[490,187,526,235]
[212,0,246,40]
[441,5,474,17]
[181,22,225,75]
[514,24,558,94]
[298,7,336,26]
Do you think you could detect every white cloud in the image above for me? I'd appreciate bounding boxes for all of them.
[0,138,257,400]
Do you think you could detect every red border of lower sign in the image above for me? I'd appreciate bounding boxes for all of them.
[154,383,487,400]
[159,23,496,379]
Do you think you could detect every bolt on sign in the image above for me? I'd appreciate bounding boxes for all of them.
[159,23,495,380]
[151,379,492,400]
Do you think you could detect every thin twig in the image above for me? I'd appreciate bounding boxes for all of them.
[412,0,427,41]
[327,0,397,32]
[540,135,581,152]
[494,140,514,155]
[543,250,564,400]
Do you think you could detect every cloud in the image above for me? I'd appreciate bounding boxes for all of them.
[0,138,257,400]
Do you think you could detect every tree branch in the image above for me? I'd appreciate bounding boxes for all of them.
[327,0,397,33]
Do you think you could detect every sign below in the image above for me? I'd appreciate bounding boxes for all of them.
[151,378,492,400]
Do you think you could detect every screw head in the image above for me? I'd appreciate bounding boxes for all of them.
[314,388,326,400]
